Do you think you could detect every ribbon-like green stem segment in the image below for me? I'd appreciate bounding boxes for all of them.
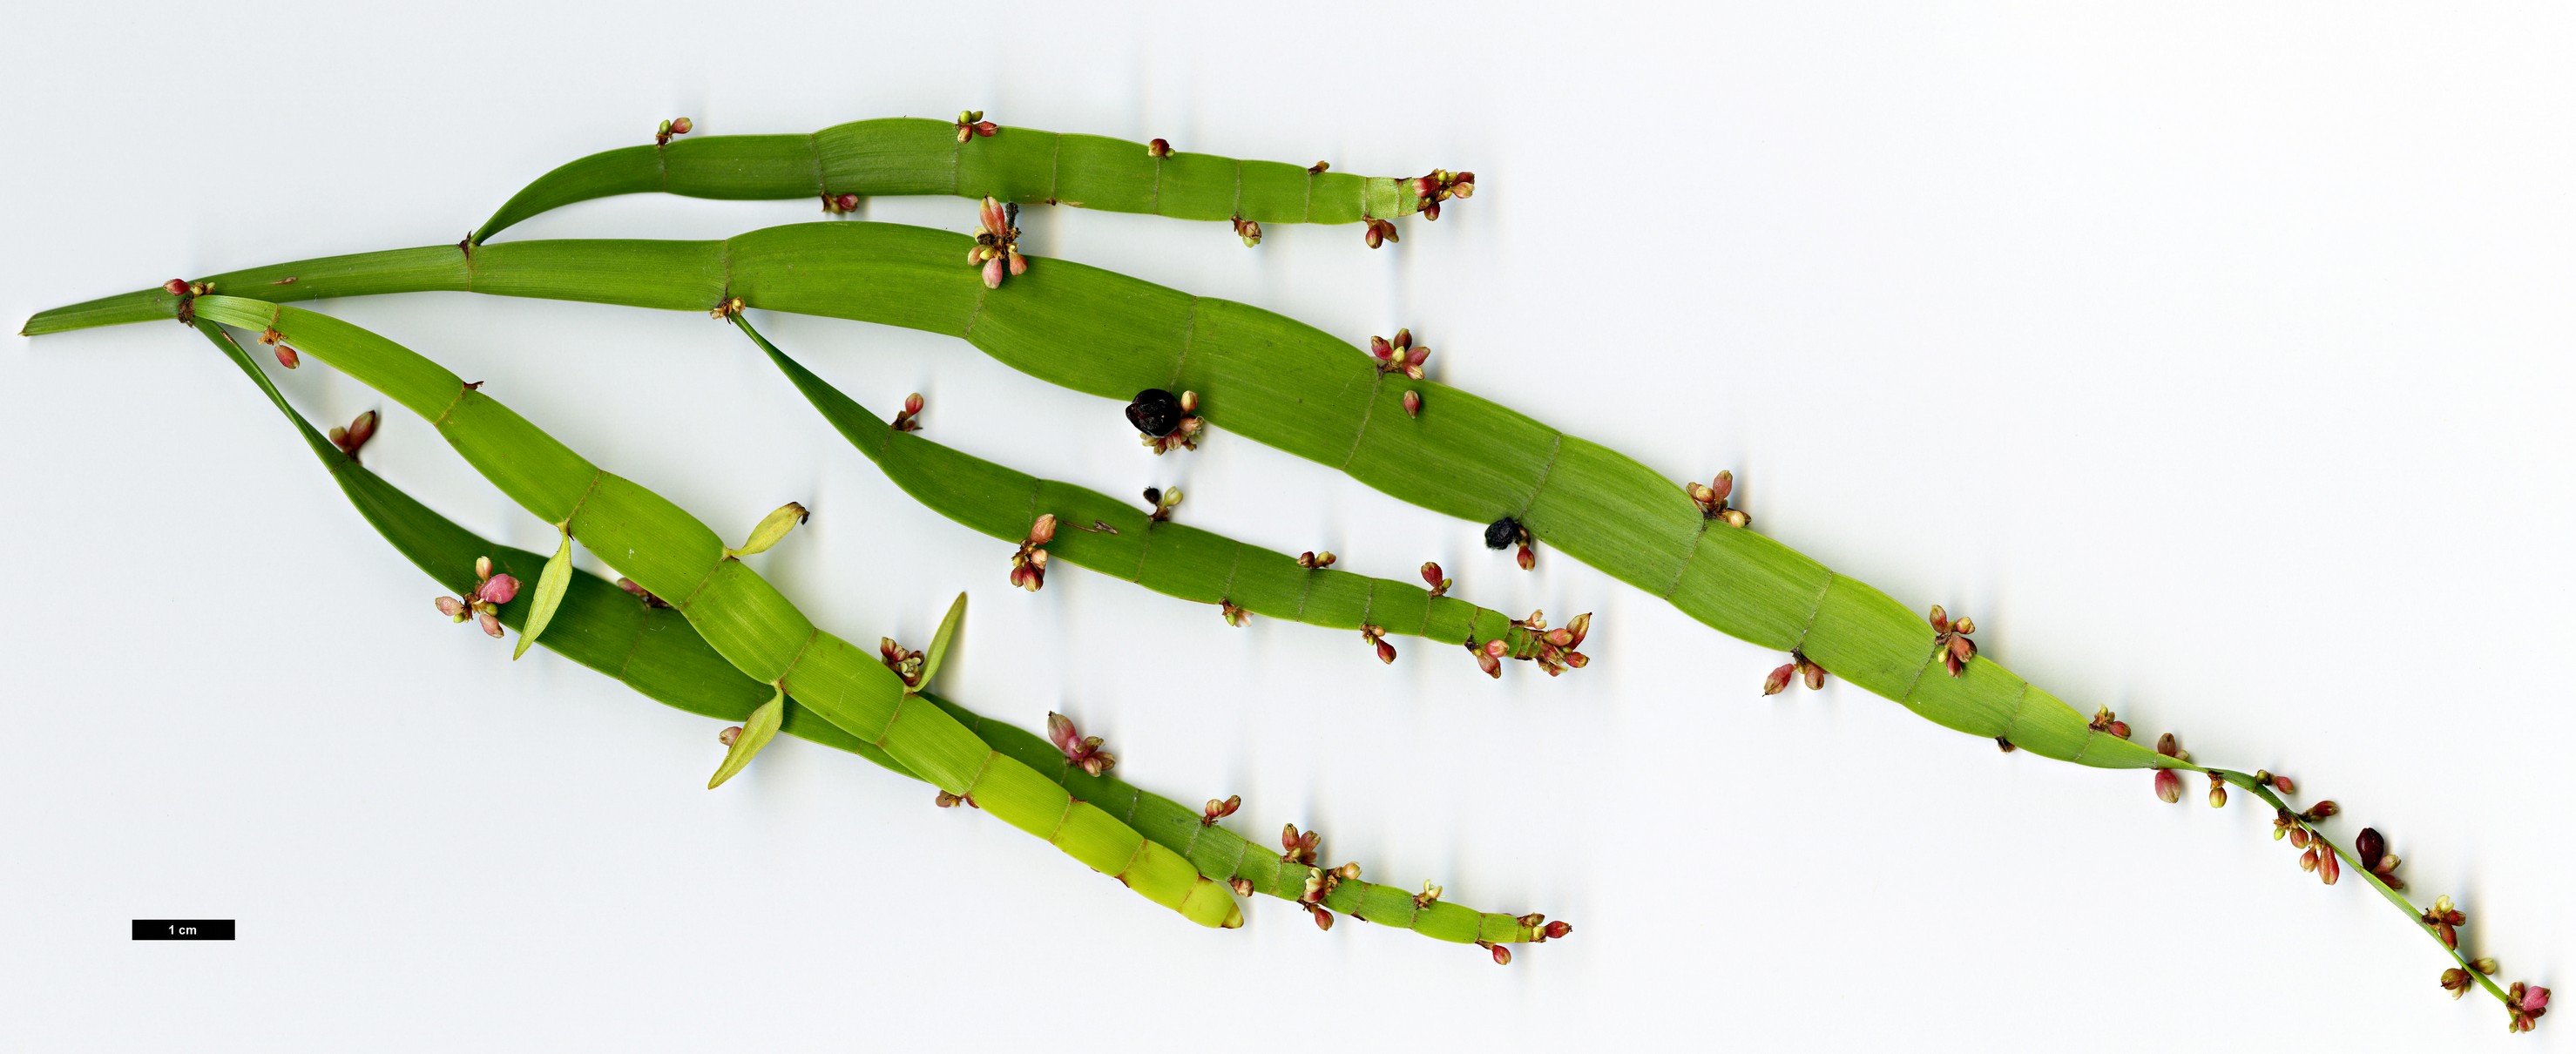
[193,295,1242,929]
[22,225,2171,771]
[729,312,1553,661]
[195,319,1538,945]
[474,117,1431,244]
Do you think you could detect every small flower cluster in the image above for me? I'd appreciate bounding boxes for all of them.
[2509,981,2551,1033]
[890,392,925,432]
[162,279,213,324]
[934,789,980,808]
[819,192,863,215]
[328,410,380,463]
[2421,894,2468,950]
[1413,881,1443,909]
[1143,486,1183,524]
[1296,550,1336,569]
[1361,624,1395,664]
[708,295,746,319]
[1281,822,1322,865]
[1532,612,1592,677]
[1300,860,1362,930]
[877,636,924,690]
[1410,168,1474,220]
[2442,958,2497,998]
[953,110,997,142]
[1008,513,1056,591]
[1762,650,1826,694]
[259,328,299,369]
[1367,329,1429,380]
[1126,388,1204,454]
[970,197,1028,289]
[1686,470,1749,528]
[2090,706,2130,740]
[654,117,692,146]
[1231,217,1261,247]
[1485,516,1536,571]
[1929,605,1978,677]
[1200,794,1241,827]
[1045,711,1114,776]
[1362,217,1399,249]
[1420,562,1451,598]
[432,556,519,638]
[2269,800,2345,884]
[1219,599,1248,627]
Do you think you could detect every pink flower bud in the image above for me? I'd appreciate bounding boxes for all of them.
[274,345,300,369]
[1488,943,1511,965]
[1761,663,1795,696]
[1376,639,1396,664]
[718,726,742,747]
[2317,848,2341,885]
[669,118,693,135]
[2153,768,2183,803]
[163,279,193,296]
[475,556,493,580]
[2525,985,2552,1014]
[476,573,520,605]
[982,256,1005,288]
[1545,921,1572,940]
[1028,513,1057,545]
[435,595,467,619]
[476,610,503,638]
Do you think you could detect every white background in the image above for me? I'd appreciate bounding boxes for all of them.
[4,3,2571,1051]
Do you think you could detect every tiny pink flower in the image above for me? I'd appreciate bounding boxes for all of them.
[475,574,520,606]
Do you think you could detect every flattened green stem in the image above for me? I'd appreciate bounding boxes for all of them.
[474,117,1440,244]
[193,295,1241,929]
[196,319,1544,946]
[24,226,2156,768]
[729,312,1558,664]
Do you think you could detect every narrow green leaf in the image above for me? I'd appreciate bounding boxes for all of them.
[726,501,808,557]
[707,687,785,789]
[917,592,966,693]
[513,531,574,660]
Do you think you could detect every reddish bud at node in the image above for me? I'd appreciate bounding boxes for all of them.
[1403,389,1422,417]
[717,726,742,747]
[2289,826,2310,848]
[1229,877,1253,896]
[2156,733,2178,757]
[1762,663,1795,696]
[1517,544,1535,571]
[1309,904,1334,931]
[1147,138,1172,158]
[1545,921,1572,940]
[1376,638,1397,664]
[1485,942,1511,966]
[2442,968,2473,999]
[476,610,503,638]
[2153,768,2183,804]
[2304,801,2340,821]
[163,279,192,296]
[669,117,692,135]
[274,345,300,369]
[435,595,467,620]
[2317,847,2341,885]
[476,573,520,606]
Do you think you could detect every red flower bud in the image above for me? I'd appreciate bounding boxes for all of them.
[2153,768,2182,803]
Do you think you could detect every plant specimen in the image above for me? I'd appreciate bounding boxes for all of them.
[189,317,1560,953]
[23,118,2545,1029]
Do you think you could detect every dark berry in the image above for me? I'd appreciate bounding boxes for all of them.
[1142,487,1163,505]
[1126,388,1184,436]
[1484,517,1524,551]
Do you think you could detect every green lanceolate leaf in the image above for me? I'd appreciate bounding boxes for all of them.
[473,116,1457,244]
[194,298,1242,929]
[918,592,964,694]
[514,530,575,660]
[193,318,1551,949]
[707,687,786,789]
[727,501,808,557]
[731,312,1564,668]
